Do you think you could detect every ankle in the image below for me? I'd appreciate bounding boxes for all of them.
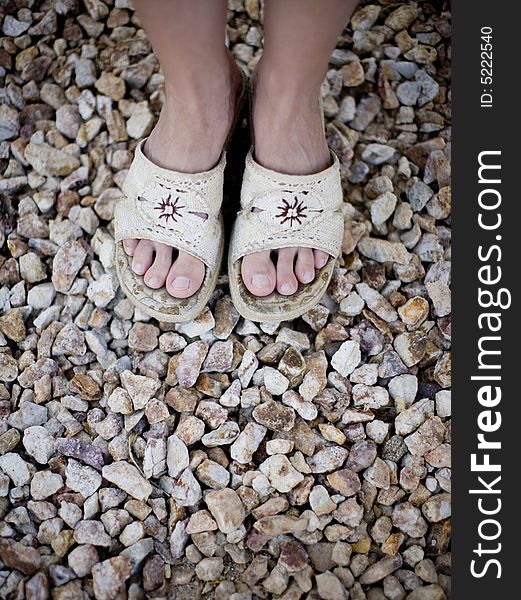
[251,59,330,175]
[144,50,242,173]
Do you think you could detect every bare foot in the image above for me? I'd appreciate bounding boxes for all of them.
[241,63,331,297]
[123,51,242,299]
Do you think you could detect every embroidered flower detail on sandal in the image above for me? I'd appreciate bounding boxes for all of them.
[272,191,324,229]
[154,193,186,224]
[136,178,213,231]
[276,195,308,227]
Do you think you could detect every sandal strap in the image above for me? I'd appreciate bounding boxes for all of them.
[114,139,225,270]
[230,149,344,263]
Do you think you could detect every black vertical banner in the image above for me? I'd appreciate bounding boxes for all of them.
[453,1,517,597]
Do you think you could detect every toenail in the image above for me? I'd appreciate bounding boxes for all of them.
[147,276,159,287]
[252,274,270,288]
[134,263,143,273]
[281,282,294,294]
[304,271,314,283]
[172,276,190,290]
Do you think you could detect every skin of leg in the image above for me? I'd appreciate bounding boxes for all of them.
[241,0,359,297]
[125,0,241,299]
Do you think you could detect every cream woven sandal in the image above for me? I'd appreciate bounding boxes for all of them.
[228,136,345,323]
[114,71,248,323]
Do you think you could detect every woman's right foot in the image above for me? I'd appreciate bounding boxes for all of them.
[123,50,242,299]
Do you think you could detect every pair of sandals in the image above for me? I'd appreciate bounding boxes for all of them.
[114,71,345,323]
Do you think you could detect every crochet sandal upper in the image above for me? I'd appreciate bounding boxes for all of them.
[230,149,344,264]
[114,139,226,271]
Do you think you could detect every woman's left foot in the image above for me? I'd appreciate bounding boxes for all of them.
[241,65,333,297]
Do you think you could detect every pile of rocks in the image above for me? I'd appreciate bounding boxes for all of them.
[0,1,451,599]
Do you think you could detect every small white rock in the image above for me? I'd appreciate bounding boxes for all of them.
[352,384,390,409]
[263,367,289,396]
[167,434,190,479]
[259,454,304,492]
[331,340,361,377]
[435,390,451,418]
[340,291,365,316]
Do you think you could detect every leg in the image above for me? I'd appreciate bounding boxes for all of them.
[125,0,241,298]
[241,0,359,297]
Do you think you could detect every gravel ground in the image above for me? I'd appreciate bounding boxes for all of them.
[0,1,451,599]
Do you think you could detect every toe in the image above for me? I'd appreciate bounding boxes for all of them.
[123,239,139,256]
[132,240,155,275]
[166,250,205,299]
[143,243,172,289]
[241,250,277,297]
[276,248,299,295]
[314,250,329,270]
[295,247,315,284]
